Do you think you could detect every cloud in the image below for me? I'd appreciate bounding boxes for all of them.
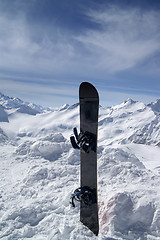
[0,1,159,108]
[0,11,77,75]
[0,78,77,97]
[76,6,160,72]
[0,13,39,69]
[0,3,160,77]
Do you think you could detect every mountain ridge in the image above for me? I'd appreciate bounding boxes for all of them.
[0,92,160,147]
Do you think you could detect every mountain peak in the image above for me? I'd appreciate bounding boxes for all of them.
[0,92,23,109]
[58,104,70,111]
[0,92,48,114]
[123,98,136,105]
[148,99,160,113]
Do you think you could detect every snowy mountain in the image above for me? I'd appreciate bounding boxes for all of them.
[0,92,52,114]
[148,99,160,114]
[0,105,9,122]
[0,93,160,240]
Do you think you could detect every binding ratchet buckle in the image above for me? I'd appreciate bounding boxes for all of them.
[70,128,96,153]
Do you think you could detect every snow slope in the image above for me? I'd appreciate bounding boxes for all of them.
[0,93,160,240]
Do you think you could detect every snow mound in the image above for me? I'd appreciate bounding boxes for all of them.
[30,140,66,161]
[16,133,70,161]
[98,147,160,239]
[100,193,155,237]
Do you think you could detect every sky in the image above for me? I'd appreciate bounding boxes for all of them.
[0,0,160,108]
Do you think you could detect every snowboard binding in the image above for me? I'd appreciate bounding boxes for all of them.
[70,128,96,153]
[70,186,96,208]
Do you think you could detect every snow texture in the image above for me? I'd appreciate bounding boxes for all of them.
[0,93,160,240]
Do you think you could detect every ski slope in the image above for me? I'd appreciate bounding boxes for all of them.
[0,93,160,240]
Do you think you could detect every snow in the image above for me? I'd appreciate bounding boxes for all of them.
[0,93,160,240]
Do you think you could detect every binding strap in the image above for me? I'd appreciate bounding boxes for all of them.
[70,128,96,153]
[70,186,96,207]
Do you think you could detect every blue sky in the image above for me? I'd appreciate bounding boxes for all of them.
[0,0,160,107]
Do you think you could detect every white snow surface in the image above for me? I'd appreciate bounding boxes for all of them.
[0,93,160,240]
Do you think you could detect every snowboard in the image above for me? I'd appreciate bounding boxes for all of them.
[70,82,99,235]
[80,82,99,236]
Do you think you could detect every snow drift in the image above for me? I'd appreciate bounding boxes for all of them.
[0,93,160,240]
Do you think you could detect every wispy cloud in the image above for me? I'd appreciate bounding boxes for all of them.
[77,6,160,72]
[0,4,160,76]
[0,1,160,107]
[0,13,39,70]
[0,78,78,107]
[0,12,77,75]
